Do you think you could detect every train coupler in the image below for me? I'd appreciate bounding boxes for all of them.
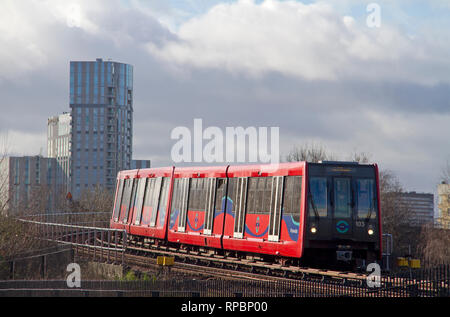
[336,245,352,262]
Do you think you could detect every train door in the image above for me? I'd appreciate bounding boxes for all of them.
[156,177,171,228]
[132,178,147,226]
[113,179,125,222]
[203,178,217,235]
[331,177,354,239]
[119,178,133,224]
[177,178,190,233]
[268,176,284,242]
[232,177,248,239]
[149,177,163,227]
[126,178,139,230]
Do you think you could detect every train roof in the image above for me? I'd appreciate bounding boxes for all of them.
[173,165,228,178]
[115,161,376,180]
[227,162,305,177]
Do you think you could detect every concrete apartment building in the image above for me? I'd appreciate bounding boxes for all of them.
[398,191,434,227]
[47,112,72,193]
[0,156,59,215]
[131,160,151,170]
[437,182,450,227]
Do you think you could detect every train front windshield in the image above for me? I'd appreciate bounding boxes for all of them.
[306,162,380,262]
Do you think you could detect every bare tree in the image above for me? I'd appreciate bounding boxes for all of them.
[0,134,10,215]
[378,169,424,259]
[436,159,450,229]
[22,185,53,216]
[0,180,50,277]
[285,142,336,163]
[77,185,114,213]
[441,159,450,184]
[347,150,372,164]
[418,224,450,265]
[379,170,406,229]
[0,215,44,257]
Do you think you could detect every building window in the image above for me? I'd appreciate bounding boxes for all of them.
[14,159,19,185]
[24,158,30,185]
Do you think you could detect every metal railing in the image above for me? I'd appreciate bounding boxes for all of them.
[19,212,111,227]
[9,216,449,298]
[0,267,448,297]
[17,218,127,266]
[0,246,73,280]
[382,233,393,271]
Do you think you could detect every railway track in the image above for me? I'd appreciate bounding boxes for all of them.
[75,240,449,298]
[126,239,369,284]
[24,222,432,291]
[76,235,369,286]
[79,236,449,296]
[75,244,381,297]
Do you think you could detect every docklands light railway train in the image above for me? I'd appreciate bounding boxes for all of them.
[110,161,382,269]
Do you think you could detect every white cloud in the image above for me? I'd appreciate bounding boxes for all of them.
[0,130,46,156]
[146,0,450,85]
[0,0,448,195]
[0,1,51,81]
[0,0,166,82]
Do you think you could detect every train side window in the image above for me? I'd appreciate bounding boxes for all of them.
[188,178,197,210]
[149,177,163,227]
[126,178,138,223]
[133,178,147,225]
[157,178,170,226]
[356,178,376,219]
[141,178,156,226]
[113,179,124,221]
[247,177,271,215]
[120,178,133,223]
[214,178,227,212]
[246,178,255,214]
[334,178,351,218]
[188,178,207,211]
[308,177,328,217]
[283,176,302,223]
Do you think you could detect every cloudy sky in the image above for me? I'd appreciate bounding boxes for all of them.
[0,0,449,198]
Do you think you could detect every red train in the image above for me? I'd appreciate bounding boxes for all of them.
[110,161,382,268]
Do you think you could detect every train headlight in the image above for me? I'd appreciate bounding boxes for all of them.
[368,228,374,235]
[311,226,317,234]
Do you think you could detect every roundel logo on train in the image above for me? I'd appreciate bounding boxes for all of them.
[336,220,349,234]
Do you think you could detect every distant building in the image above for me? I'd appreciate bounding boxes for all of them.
[437,182,450,228]
[131,160,151,170]
[69,58,133,197]
[398,192,434,227]
[0,156,59,215]
[47,112,71,194]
